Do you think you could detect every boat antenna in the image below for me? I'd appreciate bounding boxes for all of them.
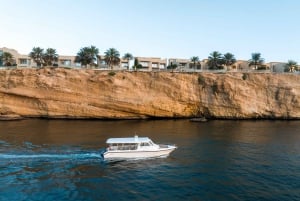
[134,133,138,142]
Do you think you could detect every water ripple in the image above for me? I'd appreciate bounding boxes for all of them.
[0,120,300,201]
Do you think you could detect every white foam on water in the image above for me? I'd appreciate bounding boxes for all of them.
[0,153,102,159]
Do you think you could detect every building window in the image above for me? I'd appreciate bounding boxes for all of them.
[152,63,158,68]
[140,61,148,67]
[61,60,71,66]
[160,64,165,69]
[19,59,28,65]
[121,62,128,68]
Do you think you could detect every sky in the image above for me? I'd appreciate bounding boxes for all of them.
[1,0,300,62]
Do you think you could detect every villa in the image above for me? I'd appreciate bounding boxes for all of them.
[168,58,202,71]
[0,47,293,72]
[135,57,167,71]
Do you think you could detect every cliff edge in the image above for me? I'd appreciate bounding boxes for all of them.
[0,68,299,119]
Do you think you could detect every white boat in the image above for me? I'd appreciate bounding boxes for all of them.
[102,136,177,160]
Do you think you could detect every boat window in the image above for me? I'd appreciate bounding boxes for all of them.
[129,143,138,150]
[108,143,118,151]
[109,143,138,150]
[141,142,150,146]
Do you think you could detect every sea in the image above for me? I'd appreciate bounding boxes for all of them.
[0,119,299,201]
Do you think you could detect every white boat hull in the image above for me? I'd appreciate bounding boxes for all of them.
[103,146,176,160]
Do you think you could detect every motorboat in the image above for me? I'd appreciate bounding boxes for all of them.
[102,136,177,160]
[190,117,207,122]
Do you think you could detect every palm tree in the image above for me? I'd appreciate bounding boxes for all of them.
[122,53,133,70]
[29,47,44,67]
[132,58,143,71]
[208,51,223,70]
[75,46,99,68]
[285,60,298,72]
[89,45,99,67]
[223,52,236,70]
[248,53,264,70]
[190,56,199,71]
[0,52,14,66]
[75,47,91,67]
[43,48,58,66]
[104,48,120,69]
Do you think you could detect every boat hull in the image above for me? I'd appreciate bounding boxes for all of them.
[103,146,176,161]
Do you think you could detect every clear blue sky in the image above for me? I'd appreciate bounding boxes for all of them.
[1,0,300,62]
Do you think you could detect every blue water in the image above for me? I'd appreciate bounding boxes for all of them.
[0,120,299,201]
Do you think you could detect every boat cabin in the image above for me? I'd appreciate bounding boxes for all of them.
[106,136,156,151]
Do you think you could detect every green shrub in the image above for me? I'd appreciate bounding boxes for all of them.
[108,71,116,76]
[211,84,218,94]
[198,75,205,85]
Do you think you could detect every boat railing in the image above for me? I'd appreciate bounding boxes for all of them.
[158,144,169,148]
[159,144,177,149]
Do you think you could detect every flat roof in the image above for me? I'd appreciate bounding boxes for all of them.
[106,136,150,144]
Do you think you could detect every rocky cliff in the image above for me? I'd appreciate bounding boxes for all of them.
[0,68,299,119]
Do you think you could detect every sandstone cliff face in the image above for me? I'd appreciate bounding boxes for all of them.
[0,68,299,119]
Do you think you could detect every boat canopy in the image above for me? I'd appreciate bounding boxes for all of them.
[106,136,151,144]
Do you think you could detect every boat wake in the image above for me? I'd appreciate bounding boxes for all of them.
[0,153,102,160]
[0,140,106,162]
